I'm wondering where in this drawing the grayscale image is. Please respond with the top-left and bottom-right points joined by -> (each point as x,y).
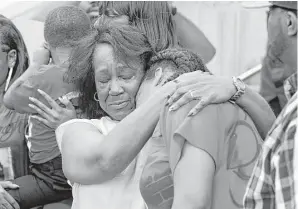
0,1 -> 296,209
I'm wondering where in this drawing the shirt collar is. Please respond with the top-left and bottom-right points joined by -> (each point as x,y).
284,72 -> 297,101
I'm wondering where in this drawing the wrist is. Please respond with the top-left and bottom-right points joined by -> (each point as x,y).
229,77 -> 246,104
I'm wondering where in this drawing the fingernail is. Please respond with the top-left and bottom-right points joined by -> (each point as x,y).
169,106 -> 175,111
29,97 -> 33,101
187,112 -> 194,117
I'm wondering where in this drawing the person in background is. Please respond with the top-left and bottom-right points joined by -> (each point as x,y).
31,22 -> 155,209
3,6 -> 92,209
0,14 -> 29,209
259,49 -> 290,116
95,1 -> 216,63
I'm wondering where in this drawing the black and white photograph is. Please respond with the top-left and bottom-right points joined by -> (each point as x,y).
0,1 -> 296,209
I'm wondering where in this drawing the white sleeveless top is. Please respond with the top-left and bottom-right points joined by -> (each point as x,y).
55,117 -> 146,209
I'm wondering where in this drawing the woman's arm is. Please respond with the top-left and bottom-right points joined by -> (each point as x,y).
171,142 -> 214,209
166,72 -> 276,139
174,12 -> 216,64
29,82 -> 176,185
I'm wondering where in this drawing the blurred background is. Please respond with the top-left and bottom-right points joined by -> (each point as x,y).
0,1 -> 267,91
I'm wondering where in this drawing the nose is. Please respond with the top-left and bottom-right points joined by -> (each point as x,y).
109,79 -> 124,96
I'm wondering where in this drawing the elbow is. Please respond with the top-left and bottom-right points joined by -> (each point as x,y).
62,154 -> 117,185
3,93 -> 14,110
172,194 -> 212,209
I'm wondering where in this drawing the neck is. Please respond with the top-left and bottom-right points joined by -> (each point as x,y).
51,47 -> 71,66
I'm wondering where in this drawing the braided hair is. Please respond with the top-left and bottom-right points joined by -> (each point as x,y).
146,48 -> 211,82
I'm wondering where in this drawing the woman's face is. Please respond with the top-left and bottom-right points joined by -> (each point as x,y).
93,43 -> 145,121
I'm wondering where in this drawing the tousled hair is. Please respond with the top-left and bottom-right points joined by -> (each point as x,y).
66,21 -> 153,119
98,1 -> 178,53
0,14 -> 29,86
146,48 -> 211,82
44,6 -> 92,48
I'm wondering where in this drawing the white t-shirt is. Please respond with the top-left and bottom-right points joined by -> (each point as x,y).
55,117 -> 146,209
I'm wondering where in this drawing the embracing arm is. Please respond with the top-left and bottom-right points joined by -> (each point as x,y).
3,63 -> 43,113
61,82 -> 176,185
171,142 -> 214,209
167,72 -> 275,140
235,86 -> 276,139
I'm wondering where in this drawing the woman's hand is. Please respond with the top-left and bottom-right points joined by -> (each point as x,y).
28,89 -> 77,129
166,71 -> 236,116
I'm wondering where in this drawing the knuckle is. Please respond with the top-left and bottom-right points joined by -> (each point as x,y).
177,87 -> 186,95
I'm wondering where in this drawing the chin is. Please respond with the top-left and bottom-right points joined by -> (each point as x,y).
112,108 -> 135,121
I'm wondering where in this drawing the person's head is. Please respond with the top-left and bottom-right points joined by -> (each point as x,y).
0,15 -> 29,92
67,21 -> 153,121
44,5 -> 92,64
265,1 -> 297,72
137,48 -> 210,106
96,1 -> 177,52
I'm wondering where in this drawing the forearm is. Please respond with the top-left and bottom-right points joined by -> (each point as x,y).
63,87 -> 172,185
94,92 -> 168,181
4,63 -> 42,113
236,86 -> 276,139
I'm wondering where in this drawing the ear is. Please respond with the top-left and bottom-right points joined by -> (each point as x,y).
153,67 -> 163,86
286,11 -> 297,36
7,49 -> 17,69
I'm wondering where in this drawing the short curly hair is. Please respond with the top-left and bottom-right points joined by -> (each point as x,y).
145,48 -> 211,82
66,21 -> 153,119
44,6 -> 92,48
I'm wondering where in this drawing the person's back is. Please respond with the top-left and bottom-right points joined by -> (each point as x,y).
140,101 -> 263,209
3,5 -> 92,209
137,48 -> 263,209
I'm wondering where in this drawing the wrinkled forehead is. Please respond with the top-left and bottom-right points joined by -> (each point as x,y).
94,43 -> 144,71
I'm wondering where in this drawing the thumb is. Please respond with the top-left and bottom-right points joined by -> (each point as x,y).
59,97 -> 74,110
0,181 -> 19,189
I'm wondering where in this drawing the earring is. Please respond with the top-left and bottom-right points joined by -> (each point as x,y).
94,92 -> 100,102
5,67 -> 13,91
